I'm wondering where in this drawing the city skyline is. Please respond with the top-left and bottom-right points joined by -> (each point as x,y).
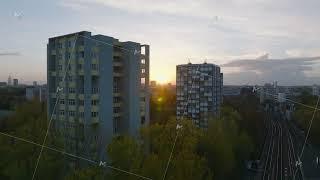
1,0 -> 320,85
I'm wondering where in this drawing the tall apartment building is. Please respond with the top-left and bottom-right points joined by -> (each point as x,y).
176,63 -> 223,129
47,31 -> 150,162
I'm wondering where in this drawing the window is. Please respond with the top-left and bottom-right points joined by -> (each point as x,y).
141,69 -> 145,73
113,97 -> 121,103
58,42 -> 62,49
79,112 -> 84,118
113,118 -> 118,133
60,110 -> 65,116
66,52 -> 71,60
92,87 -> 99,94
141,78 -> 145,85
91,64 -> 99,70
91,52 -> 97,58
79,51 -> 84,58
113,107 -> 120,113
78,64 -> 83,70
141,59 -> 145,64
79,100 -> 84,106
68,99 -> 75,105
69,88 -> 75,93
60,99 -> 65,105
68,64 -> 72,71
141,116 -> 145,124
91,112 -> 99,117
58,65 -> 63,71
91,100 -> 99,106
68,76 -> 73,82
68,111 -> 75,117
67,41 -> 72,48
58,76 -> 63,82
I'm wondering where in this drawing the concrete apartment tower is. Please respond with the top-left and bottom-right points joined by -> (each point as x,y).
47,31 -> 150,162
176,62 -> 223,129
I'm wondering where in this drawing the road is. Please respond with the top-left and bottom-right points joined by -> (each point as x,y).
256,107 -> 320,180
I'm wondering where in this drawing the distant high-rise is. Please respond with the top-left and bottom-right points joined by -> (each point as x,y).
47,31 -> 150,161
13,79 -> 18,86
312,85 -> 320,96
176,62 -> 223,129
8,75 -> 12,86
33,81 -> 38,86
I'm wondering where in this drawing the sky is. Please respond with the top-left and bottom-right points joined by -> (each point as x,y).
0,0 -> 320,85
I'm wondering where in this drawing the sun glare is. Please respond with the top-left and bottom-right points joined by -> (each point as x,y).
153,75 -> 171,84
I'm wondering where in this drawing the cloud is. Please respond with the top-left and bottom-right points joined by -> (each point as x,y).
222,56 -> 320,85
58,1 -> 88,11
285,49 -> 320,57
0,52 -> 21,56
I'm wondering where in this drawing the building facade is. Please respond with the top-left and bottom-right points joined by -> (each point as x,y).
13,79 -> 18,86
26,85 -> 47,102
176,63 -> 223,129
312,85 -> 319,96
47,31 -> 150,162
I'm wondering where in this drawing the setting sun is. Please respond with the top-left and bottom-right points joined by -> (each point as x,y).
151,73 -> 173,84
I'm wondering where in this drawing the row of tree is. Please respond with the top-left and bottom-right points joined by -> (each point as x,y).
0,100 -> 65,180
293,91 -> 320,146
68,106 -> 254,180
0,97 -> 256,179
0,87 -> 25,110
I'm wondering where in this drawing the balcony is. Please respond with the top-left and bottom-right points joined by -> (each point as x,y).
91,118 -> 99,124
92,87 -> 100,94
113,72 -> 123,77
78,46 -> 84,51
113,112 -> 122,117
91,106 -> 99,112
91,70 -> 99,76
68,105 -> 76,111
79,58 -> 84,64
78,118 -> 84,124
78,70 -> 84,75
113,102 -> 121,107
113,61 -> 123,67
50,71 -> 57,76
68,117 -> 75,123
78,106 -> 84,111
92,58 -> 98,64
68,82 -> 76,87
113,51 -> 122,57
78,94 -> 84,99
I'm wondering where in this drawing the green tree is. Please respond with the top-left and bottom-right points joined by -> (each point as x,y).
106,118 -> 212,180
0,100 -> 65,180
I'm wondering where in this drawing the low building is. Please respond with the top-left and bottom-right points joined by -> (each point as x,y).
223,85 -> 241,96
26,85 -> 47,102
0,82 -> 7,87
277,93 -> 286,103
312,85 -> 319,96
